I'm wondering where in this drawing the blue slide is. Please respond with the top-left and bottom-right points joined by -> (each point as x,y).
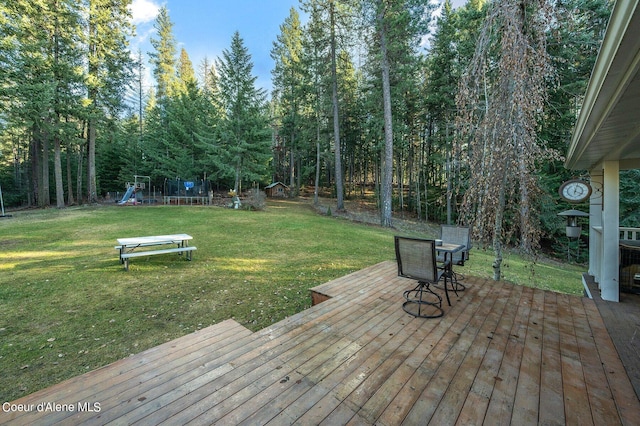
118,186 -> 135,205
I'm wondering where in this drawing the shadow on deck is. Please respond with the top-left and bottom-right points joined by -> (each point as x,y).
2,261 -> 639,425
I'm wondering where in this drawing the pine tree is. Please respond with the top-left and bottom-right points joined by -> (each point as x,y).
425,1 -> 462,223
51,0 -> 85,208
149,6 -> 177,101
1,0 -> 85,207
215,32 -> 271,193
145,6 -> 182,182
194,60 -> 224,177
86,0 -> 134,202
271,7 -> 305,196
299,1 -> 331,205
176,47 -> 197,95
360,0 -> 434,226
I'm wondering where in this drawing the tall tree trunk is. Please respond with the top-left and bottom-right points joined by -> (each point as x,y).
329,0 -> 344,211
41,132 -> 51,207
76,141 -> 84,203
296,155 -> 302,196
87,121 -> 97,203
314,140 -> 320,205
54,135 -> 65,208
314,75 -> 322,206
379,3 -> 393,227
66,143 -> 75,205
446,141 -> 452,225
493,173 -> 507,281
289,139 -> 295,197
30,137 -> 39,207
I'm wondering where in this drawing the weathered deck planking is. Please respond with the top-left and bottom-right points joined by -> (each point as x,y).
585,273 -> 640,405
2,261 -> 639,426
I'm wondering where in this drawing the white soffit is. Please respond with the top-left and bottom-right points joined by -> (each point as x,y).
566,0 -> 640,171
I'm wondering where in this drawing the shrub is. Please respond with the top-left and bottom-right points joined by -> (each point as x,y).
242,189 -> 267,210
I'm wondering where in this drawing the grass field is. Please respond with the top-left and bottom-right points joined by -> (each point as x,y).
0,199 -> 584,402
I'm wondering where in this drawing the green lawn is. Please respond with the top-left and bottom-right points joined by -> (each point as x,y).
0,200 -> 584,402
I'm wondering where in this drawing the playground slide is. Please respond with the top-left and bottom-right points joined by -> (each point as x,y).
118,186 -> 135,205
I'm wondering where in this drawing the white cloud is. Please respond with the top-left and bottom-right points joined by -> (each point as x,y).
136,26 -> 157,45
129,0 -> 161,25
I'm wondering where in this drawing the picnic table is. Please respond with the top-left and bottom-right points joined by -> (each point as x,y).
115,234 -> 196,271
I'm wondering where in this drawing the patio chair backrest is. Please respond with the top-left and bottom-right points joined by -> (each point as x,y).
395,236 -> 438,282
440,225 -> 471,264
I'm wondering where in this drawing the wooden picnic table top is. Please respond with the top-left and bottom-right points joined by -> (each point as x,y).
117,234 -> 192,246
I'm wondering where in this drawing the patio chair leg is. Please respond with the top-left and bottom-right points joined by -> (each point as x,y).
449,272 -> 466,295
443,275 -> 451,307
403,281 -> 444,318
436,270 -> 465,298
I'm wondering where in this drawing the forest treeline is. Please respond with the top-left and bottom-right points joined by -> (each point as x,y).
1,0 -> 639,262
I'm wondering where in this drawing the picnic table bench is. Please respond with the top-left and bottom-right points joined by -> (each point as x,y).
115,234 -> 196,271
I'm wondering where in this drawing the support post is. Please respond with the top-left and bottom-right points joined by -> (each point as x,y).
601,161 -> 620,302
589,171 -> 603,284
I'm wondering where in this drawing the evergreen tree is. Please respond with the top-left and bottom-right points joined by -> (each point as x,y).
300,0 -> 332,205
86,0 -> 134,202
145,6 -> 190,182
538,0 -> 612,240
271,7 -> 305,196
165,48 -> 203,180
215,32 -> 271,192
328,0 -> 346,211
360,0 -> 434,226
149,6 -> 177,101
51,0 -> 85,208
176,47 -> 197,95
1,0 -> 85,207
302,0 -> 354,210
424,0 -> 474,222
194,62 -> 223,180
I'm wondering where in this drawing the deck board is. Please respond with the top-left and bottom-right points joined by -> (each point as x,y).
510,288 -> 545,425
2,261 -> 639,426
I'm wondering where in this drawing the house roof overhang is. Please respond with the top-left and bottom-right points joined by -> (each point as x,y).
566,0 -> 640,172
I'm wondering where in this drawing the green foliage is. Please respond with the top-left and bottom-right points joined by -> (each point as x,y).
271,7 -> 307,194
0,0 -> 134,206
149,6 -> 177,101
536,0 -> 612,245
620,170 -> 640,227
215,32 -> 272,192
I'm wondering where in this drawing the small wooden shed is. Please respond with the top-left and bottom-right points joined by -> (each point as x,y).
265,182 -> 288,198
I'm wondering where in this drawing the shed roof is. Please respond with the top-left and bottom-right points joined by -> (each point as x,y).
265,182 -> 289,189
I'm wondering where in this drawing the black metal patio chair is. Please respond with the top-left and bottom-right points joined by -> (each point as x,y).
395,236 -> 450,318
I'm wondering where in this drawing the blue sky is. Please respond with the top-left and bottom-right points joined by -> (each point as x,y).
130,0 -> 299,92
129,0 -> 467,93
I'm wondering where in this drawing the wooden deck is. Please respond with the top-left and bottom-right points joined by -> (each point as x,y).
2,261 -> 639,425
586,274 -> 640,401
